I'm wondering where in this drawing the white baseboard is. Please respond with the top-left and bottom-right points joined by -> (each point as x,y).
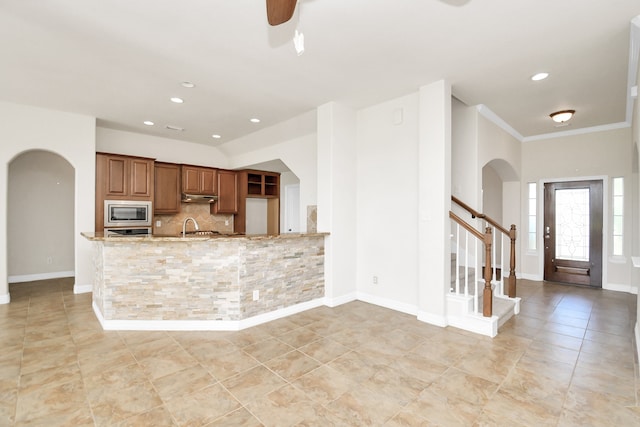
73,284 -> 93,294
8,271 -> 74,283
324,292 -> 357,308
356,292 -> 418,316
0,293 -> 10,304
417,310 -> 448,327
93,297 -> 326,331
603,283 -> 639,295
519,273 -> 543,281
447,313 -> 498,337
635,323 -> 640,372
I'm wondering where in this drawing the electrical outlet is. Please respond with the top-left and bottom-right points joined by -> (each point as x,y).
225,219 -> 229,226
253,290 -> 259,301
46,256 -> 53,265
373,276 -> 378,284
155,220 -> 162,227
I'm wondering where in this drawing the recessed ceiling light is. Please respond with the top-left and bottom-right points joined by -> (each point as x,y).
531,72 -> 549,81
211,134 -> 221,139
165,125 -> 185,131
250,118 -> 260,123
170,97 -> 184,104
143,120 -> 154,126
180,81 -> 195,88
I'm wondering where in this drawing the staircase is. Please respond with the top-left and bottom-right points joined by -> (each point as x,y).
447,250 -> 520,337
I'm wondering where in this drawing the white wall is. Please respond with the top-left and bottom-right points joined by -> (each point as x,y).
8,151 -> 74,280
482,165 -> 503,222
317,102 -> 358,304
0,101 -> 95,302
478,114 -> 521,179
280,172 -> 300,233
633,61 -> 640,330
417,81 -> 452,325
452,98 -> 479,209
521,127 -> 635,292
228,133 -> 317,233
96,127 -> 229,167
356,93 -> 419,308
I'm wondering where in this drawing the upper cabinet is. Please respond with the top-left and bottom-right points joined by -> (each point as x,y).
213,169 -> 238,214
97,153 -> 154,200
154,162 -> 181,214
95,153 -> 154,231
182,165 -> 217,195
246,171 -> 280,198
234,170 -> 280,235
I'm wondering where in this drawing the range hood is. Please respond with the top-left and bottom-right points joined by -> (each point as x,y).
181,193 -> 218,203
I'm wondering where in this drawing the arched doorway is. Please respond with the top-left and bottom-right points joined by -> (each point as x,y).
8,150 -> 75,286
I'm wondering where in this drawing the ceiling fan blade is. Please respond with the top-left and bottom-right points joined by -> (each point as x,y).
266,0 -> 297,26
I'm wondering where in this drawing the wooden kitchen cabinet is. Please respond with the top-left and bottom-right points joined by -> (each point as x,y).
97,153 -> 154,199
95,153 -> 154,231
213,169 -> 238,214
182,165 -> 217,195
234,170 -> 280,235
154,162 -> 181,214
246,171 -> 280,198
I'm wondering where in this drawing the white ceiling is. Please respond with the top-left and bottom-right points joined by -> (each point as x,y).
1,1 -> 639,148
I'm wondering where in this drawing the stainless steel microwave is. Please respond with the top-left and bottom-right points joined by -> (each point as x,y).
104,200 -> 152,228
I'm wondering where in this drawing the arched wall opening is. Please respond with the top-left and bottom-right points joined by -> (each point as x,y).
0,101 -> 96,304
8,150 -> 75,283
481,158 -> 519,215
481,158 -> 521,266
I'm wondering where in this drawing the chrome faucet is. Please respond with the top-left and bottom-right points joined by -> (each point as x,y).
182,217 -> 199,236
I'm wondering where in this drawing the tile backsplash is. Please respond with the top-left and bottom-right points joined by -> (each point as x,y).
307,205 -> 317,233
153,203 -> 234,235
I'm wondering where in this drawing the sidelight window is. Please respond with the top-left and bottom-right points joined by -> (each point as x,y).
528,182 -> 536,251
612,177 -> 624,256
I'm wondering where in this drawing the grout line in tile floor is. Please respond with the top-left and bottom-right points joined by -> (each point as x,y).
1,277 -> 639,425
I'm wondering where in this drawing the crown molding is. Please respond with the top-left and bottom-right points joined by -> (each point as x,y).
475,104 -> 524,141
478,15 -> 640,144
522,121 -> 630,143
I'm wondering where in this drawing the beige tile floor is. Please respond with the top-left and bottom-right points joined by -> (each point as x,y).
0,278 -> 639,426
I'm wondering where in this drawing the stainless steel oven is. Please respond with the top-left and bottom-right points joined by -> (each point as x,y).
104,227 -> 152,237
104,200 -> 152,228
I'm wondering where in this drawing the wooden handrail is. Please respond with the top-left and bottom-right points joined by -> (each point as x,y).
451,195 -> 517,299
449,211 -> 484,240
452,196 -> 509,235
450,211 -> 494,317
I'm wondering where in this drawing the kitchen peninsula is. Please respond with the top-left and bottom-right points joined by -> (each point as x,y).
82,232 -> 327,330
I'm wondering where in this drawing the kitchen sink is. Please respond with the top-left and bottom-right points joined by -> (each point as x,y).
184,230 -> 220,236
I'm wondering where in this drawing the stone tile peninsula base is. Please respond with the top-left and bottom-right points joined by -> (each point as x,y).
82,232 -> 327,331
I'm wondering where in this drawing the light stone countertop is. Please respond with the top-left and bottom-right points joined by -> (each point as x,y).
81,232 -> 328,242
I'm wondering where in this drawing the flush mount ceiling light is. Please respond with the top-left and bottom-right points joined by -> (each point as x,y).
180,81 -> 195,88
143,120 -> 154,126
250,118 -> 261,123
165,125 -> 184,131
531,72 -> 549,81
170,97 -> 184,104
550,110 -> 575,123
211,134 -> 221,139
